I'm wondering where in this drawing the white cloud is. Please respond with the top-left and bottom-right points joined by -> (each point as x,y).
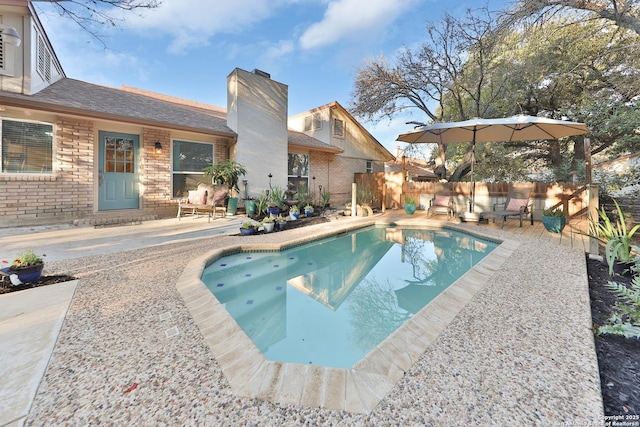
121,0 -> 290,53
299,0 -> 419,50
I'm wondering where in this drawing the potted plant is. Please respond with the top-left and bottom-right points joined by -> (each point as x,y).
239,221 -> 258,235
203,160 -> 247,215
304,204 -> 314,217
289,204 -> 300,220
276,214 -> 288,231
541,207 -> 566,233
404,196 -> 417,215
344,202 -> 352,216
266,186 -> 284,217
1,248 -> 45,285
586,199 -> 640,275
261,214 -> 276,233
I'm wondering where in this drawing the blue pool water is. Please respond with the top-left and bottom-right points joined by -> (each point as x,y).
201,226 -> 498,368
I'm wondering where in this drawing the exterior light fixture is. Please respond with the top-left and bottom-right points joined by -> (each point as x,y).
1,27 -> 22,47
154,141 -> 163,154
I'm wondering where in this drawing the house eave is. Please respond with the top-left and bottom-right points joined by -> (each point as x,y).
288,142 -> 343,154
0,96 -> 237,138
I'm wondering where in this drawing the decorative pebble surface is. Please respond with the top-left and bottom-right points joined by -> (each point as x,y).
24,217 -> 603,425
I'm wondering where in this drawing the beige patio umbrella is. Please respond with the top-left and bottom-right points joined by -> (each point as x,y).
396,114 -> 589,212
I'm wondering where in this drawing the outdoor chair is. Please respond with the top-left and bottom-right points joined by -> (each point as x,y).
427,183 -> 455,219
177,183 -> 228,222
479,183 -> 534,228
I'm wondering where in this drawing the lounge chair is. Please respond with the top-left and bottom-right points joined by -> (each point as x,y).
427,183 -> 455,219
479,183 -> 534,228
177,183 -> 228,222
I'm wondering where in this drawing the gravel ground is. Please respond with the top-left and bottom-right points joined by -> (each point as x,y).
23,218 -> 603,426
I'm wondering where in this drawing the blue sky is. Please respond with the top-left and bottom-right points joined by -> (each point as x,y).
35,0 -> 510,153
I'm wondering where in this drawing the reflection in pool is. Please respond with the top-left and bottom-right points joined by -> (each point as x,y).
201,226 -> 498,368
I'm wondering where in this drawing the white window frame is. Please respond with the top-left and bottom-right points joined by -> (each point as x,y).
304,112 -> 322,132
333,118 -> 345,138
0,118 -> 54,174
366,160 -> 373,173
171,139 -> 215,198
37,34 -> 51,83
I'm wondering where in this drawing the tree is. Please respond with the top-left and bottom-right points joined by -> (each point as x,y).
33,0 -> 161,44
504,0 -> 640,36
350,7 -> 509,181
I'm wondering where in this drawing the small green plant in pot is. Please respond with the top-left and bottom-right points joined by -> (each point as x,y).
261,214 -> 276,233
404,196 -> 417,215
541,207 -> 566,233
2,248 -> 45,285
239,221 -> 258,235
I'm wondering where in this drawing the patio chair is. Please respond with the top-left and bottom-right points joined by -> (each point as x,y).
479,183 -> 534,228
427,183 -> 455,219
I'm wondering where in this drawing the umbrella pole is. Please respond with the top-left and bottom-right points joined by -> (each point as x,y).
469,139 -> 476,213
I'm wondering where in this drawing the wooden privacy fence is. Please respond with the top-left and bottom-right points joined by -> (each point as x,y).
354,172 -> 595,221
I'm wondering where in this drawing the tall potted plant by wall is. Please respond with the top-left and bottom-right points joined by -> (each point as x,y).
203,160 -> 247,216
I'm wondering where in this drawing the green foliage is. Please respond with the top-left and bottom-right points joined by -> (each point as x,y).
289,205 -> 299,213
598,276 -> 640,339
320,188 -> 331,206
586,199 -> 640,274
268,186 -> 285,208
256,191 -> 269,216
10,249 -> 44,268
542,207 -> 565,217
405,196 -> 416,205
356,185 -> 374,206
203,160 -> 247,195
241,221 -> 258,229
261,214 -> 276,224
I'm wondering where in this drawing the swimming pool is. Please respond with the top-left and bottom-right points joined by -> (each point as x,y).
201,226 -> 498,368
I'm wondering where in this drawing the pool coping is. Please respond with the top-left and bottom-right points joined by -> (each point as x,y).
176,220 -> 519,414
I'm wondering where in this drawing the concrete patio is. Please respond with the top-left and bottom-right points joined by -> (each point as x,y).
0,210 -> 603,425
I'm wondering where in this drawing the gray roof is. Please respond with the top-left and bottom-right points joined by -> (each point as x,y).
288,130 -> 343,153
0,78 -> 342,153
0,78 -> 235,136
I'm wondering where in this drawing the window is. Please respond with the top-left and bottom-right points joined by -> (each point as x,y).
333,118 -> 345,138
288,153 -> 309,194
172,140 -> 214,197
1,119 -> 53,173
303,112 -> 322,132
366,160 -> 373,173
37,35 -> 51,82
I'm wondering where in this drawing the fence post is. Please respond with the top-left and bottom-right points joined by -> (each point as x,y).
351,182 -> 357,217
382,184 -> 387,213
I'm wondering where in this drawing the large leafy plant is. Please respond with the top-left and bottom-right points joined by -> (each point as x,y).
203,160 -> 247,197
587,199 -> 640,275
598,273 -> 640,339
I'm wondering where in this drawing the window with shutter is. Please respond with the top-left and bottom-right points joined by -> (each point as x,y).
333,118 -> 345,138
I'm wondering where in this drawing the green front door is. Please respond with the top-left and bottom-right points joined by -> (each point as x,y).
98,131 -> 140,210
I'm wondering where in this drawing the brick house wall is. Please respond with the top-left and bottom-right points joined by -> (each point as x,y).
0,117 -> 95,227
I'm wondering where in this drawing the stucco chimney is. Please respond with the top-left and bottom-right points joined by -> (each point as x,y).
227,68 -> 289,196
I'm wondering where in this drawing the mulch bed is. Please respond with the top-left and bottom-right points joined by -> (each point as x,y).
587,256 -> 640,416
0,274 -> 78,294
232,214 -> 330,235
